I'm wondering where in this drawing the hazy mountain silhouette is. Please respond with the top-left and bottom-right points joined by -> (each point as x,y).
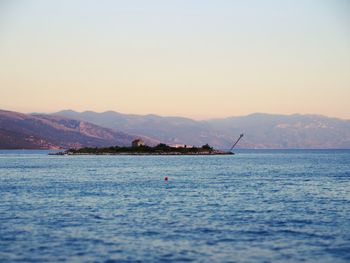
55,109 -> 212,147
55,110 -> 350,149
1,108 -> 350,149
0,110 -> 157,149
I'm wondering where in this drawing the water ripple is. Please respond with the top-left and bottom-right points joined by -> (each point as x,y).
0,150 -> 350,262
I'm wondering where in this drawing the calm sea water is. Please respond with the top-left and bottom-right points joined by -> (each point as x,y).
0,150 -> 349,262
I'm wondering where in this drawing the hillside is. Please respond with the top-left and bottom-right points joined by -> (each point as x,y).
0,110 -> 156,149
55,110 -> 350,149
207,113 -> 350,149
2,109 -> 350,149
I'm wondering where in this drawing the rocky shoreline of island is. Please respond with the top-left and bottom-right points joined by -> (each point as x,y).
50,143 -> 233,156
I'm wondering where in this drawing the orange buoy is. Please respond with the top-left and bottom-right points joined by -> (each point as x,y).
164,176 -> 168,181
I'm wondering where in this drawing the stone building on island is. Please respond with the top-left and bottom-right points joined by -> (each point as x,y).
132,139 -> 145,147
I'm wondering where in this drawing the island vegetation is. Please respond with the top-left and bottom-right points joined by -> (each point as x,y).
54,143 -> 233,155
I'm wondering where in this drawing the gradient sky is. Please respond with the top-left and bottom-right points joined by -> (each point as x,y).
1,0 -> 349,119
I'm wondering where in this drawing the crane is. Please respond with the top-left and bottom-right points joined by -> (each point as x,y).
230,134 -> 244,151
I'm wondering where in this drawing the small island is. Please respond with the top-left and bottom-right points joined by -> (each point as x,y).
52,142 -> 233,156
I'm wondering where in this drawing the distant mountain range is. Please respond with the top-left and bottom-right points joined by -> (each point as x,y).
55,110 -> 350,149
0,110 -> 157,149
1,109 -> 350,149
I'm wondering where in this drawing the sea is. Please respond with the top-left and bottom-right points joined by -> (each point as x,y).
0,149 -> 349,262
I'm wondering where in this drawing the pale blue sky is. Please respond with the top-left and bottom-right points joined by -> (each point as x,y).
1,0 -> 349,119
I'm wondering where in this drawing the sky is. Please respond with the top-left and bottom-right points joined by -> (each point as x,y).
0,0 -> 349,120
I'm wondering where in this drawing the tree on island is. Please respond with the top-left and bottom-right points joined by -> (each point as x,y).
201,144 -> 213,151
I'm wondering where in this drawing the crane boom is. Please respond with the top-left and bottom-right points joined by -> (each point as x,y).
230,134 -> 244,151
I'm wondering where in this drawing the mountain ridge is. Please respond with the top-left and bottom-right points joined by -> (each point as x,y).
55,110 -> 350,123
53,109 -> 350,149
0,109 -> 158,149
1,108 -> 350,149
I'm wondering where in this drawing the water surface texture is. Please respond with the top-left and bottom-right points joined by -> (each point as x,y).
0,150 -> 350,262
